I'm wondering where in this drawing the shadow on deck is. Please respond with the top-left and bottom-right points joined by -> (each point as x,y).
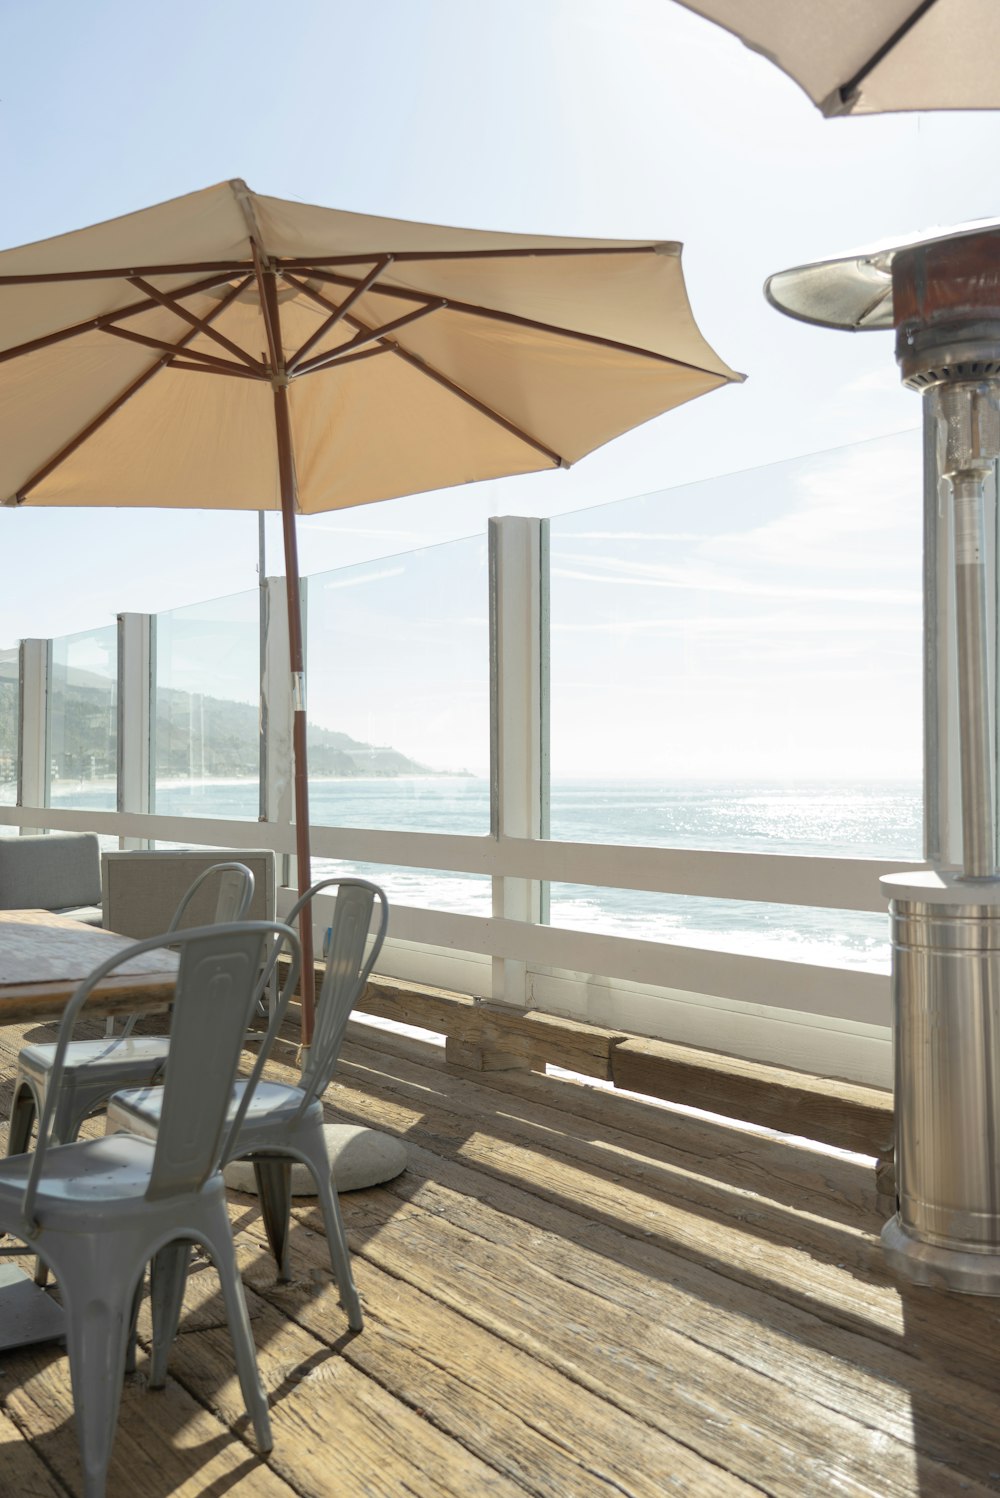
0,1014 -> 998,1496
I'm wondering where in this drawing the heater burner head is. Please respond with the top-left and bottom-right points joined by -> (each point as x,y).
894,231 -> 1000,390
896,326 -> 1000,391
765,219 -> 1000,331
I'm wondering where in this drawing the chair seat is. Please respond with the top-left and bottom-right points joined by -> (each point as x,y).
0,1134 -> 225,1226
18,1036 -> 169,1082
109,1078 -> 319,1145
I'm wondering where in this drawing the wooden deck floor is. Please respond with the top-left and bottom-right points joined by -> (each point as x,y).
1,1014 -> 1000,1497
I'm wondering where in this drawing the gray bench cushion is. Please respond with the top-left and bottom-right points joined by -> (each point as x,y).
0,833 -> 102,912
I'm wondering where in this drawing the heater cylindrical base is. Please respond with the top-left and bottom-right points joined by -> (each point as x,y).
881,1214 -> 1000,1296
881,870 -> 1000,1295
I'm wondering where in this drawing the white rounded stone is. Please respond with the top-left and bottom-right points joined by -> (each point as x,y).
223,1123 -> 407,1196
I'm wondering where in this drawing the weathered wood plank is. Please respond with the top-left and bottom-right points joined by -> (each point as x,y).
369,1157 -> 1000,1492
229,1223 -> 748,1498
0,1400 -> 73,1497
444,1036 -> 534,1071
347,1021 -> 883,1229
329,1033 -> 882,1278
1,1340 -> 297,1498
148,1243 -> 536,1498
292,967 -> 625,1079
612,1035 -> 893,1157
334,1028 -> 1000,1400
265,1179 -> 993,1497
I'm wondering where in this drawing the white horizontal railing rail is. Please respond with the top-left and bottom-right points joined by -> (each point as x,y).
1,801 -> 921,1033
0,803 -> 922,910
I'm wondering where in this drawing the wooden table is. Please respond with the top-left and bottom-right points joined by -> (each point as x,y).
0,908 -> 179,1025
0,909 -> 180,1351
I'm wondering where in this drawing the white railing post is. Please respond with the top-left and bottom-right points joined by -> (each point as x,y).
117,613 -> 152,848
17,639 -> 49,833
489,516 -> 548,1007
262,576 -> 295,886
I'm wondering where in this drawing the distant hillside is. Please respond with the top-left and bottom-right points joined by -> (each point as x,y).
0,660 -> 440,781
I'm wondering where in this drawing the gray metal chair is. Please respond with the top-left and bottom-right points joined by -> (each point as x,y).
7,862 -> 255,1164
0,918 -> 301,1498
107,876 -> 388,1333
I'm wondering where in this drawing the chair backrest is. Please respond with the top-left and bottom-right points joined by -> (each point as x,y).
167,861 -> 255,932
148,919 -> 299,1201
20,920 -> 300,1236
285,877 -> 389,1108
101,848 -> 275,937
114,862 -> 256,1042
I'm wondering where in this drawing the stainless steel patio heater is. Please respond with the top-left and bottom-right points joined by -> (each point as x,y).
767,221 -> 1000,1293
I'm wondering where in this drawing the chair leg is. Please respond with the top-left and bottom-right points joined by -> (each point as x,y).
6,1080 -> 38,1157
124,1273 -> 144,1376
200,1216 -> 272,1453
148,1241 -> 191,1389
252,1157 -> 293,1282
314,1166 -> 363,1332
8,1084 -> 49,1287
51,1250 -> 139,1498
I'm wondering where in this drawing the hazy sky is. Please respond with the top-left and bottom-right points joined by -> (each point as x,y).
2,1 -> 998,776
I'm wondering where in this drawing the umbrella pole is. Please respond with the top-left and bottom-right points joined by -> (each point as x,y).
273,382 -> 316,1049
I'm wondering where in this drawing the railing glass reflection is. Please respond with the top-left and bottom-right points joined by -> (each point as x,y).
0,648 -> 17,815
306,535 -> 489,835
153,589 -> 260,818
547,430 -> 924,967
48,625 -> 117,812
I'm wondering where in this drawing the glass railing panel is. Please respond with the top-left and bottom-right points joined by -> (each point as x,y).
306,535 -> 490,833
0,648 -> 17,811
153,589 -> 260,818
311,856 -> 491,916
546,432 -> 924,967
48,625 -> 117,812
547,885 -> 893,973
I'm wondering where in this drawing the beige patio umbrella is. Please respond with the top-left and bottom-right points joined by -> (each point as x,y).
0,178 -> 741,1040
670,0 -> 1000,115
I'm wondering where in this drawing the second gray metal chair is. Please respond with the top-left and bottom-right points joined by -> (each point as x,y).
7,861 -> 256,1163
107,876 -> 389,1332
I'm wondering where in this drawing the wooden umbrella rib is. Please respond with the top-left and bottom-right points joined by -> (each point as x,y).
250,240 -> 283,375
389,343 -> 565,468
293,303 -> 444,378
291,290 -> 565,465
14,361 -> 168,502
277,245 -> 666,268
167,358 -> 261,377
299,345 -> 392,372
13,277 -> 249,502
128,276 -> 266,374
838,0 -> 940,105
0,261 -> 253,286
0,271 -> 252,368
296,267 -> 728,381
285,259 -> 391,374
101,324 -> 262,377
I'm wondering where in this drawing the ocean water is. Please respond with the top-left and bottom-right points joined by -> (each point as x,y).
48,776 -> 920,974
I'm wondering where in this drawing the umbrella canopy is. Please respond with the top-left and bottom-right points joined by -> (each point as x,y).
0,179 -> 739,510
0,178 -> 741,1038
671,0 -> 1000,116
